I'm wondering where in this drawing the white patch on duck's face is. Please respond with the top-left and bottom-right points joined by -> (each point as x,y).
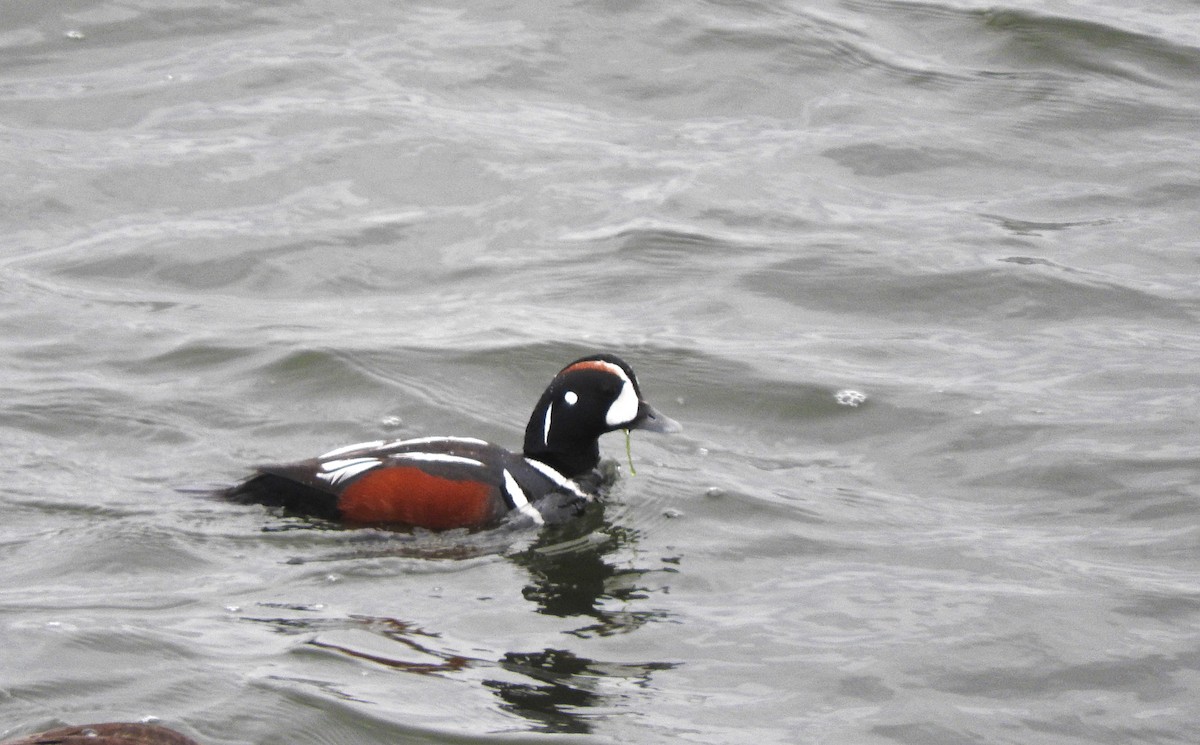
605,374 -> 640,428
564,390 -> 578,406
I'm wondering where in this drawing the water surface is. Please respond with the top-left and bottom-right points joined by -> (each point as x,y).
2,1 -> 1198,743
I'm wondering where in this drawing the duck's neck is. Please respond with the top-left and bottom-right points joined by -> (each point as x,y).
522,441 -> 601,479
522,404 -> 602,477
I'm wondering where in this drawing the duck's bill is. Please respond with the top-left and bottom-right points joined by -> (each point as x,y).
630,401 -> 683,434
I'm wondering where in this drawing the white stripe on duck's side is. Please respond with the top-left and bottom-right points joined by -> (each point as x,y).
386,436 -> 490,448
317,457 -> 381,485
503,469 -> 545,525
319,436 -> 490,460
387,452 -> 485,467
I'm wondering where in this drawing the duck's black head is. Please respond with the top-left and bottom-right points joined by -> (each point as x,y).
522,354 -> 681,477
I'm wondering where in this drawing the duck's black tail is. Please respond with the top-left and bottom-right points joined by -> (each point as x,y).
223,469 -> 342,522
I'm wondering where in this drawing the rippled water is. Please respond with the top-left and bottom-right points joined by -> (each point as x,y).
2,1 -> 1198,743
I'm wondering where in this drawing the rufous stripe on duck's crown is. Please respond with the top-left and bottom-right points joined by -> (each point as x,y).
562,360 -> 626,378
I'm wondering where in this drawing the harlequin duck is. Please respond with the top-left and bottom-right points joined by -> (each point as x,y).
225,354 -> 681,530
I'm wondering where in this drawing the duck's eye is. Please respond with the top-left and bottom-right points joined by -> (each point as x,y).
563,390 -> 578,406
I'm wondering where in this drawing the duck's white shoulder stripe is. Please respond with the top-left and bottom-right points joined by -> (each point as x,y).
523,458 -> 590,500
503,469 -> 545,525
317,457 -> 381,485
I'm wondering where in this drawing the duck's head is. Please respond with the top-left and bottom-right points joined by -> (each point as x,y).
523,354 -> 681,476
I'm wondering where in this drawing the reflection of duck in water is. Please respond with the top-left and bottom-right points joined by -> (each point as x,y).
497,526 -> 680,733
0,723 -> 200,745
264,608 -> 676,735
515,518 -> 671,635
485,646 -> 676,735
247,509 -> 676,734
227,354 -> 680,530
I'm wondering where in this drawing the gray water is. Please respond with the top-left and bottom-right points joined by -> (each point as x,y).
2,1 -> 1198,743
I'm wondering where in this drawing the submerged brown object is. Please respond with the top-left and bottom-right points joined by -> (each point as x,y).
0,723 -> 200,745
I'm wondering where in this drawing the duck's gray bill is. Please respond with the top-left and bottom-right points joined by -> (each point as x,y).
632,402 -> 683,434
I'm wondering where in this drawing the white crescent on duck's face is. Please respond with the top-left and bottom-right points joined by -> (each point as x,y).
604,370 -> 640,428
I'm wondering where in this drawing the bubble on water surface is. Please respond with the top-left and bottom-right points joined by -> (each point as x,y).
835,389 -> 867,407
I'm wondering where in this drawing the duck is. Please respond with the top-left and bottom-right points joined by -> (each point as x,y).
224,354 -> 680,529
0,723 -> 201,745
